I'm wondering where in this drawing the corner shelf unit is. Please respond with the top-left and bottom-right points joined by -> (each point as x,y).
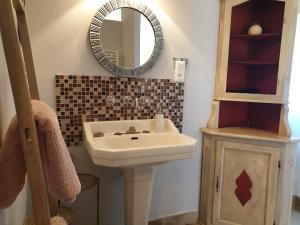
231,33 -> 282,39
214,0 -> 297,103
199,1 -> 299,225
211,0 -> 298,134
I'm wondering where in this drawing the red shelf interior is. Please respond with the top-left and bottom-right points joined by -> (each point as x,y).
218,101 -> 281,133
227,64 -> 279,94
226,0 -> 285,95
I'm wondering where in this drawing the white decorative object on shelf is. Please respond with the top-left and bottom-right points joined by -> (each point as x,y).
248,23 -> 263,35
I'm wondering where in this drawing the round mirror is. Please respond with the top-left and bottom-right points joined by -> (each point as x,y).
101,8 -> 155,68
89,1 -> 163,76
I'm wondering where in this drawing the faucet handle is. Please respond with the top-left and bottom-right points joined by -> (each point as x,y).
139,96 -> 150,106
122,96 -> 132,106
126,126 -> 139,134
106,95 -> 116,106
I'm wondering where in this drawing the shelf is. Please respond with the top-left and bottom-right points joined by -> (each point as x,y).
201,127 -> 299,144
231,33 -> 281,40
227,61 -> 279,95
227,89 -> 260,94
214,97 -> 285,104
218,101 -> 281,134
229,61 -> 279,65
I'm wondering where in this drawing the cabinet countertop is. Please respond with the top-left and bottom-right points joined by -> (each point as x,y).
200,127 -> 300,144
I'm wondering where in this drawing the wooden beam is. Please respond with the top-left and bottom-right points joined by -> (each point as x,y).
0,0 -> 51,224
12,0 -> 25,13
15,0 -> 58,212
17,13 -> 40,100
16,0 -> 58,213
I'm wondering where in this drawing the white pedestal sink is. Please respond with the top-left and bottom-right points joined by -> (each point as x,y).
83,119 -> 197,225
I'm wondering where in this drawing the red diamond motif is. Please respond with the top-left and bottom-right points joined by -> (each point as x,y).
235,170 -> 252,206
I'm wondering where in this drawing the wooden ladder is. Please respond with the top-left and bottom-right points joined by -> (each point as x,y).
0,0 -> 58,224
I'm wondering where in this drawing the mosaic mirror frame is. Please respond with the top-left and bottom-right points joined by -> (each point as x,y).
89,0 -> 164,77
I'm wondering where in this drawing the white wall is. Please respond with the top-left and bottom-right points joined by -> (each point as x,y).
289,15 -> 300,197
0,36 -> 29,225
25,0 -> 219,224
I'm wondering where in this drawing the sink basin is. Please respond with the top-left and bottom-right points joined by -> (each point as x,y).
83,119 -> 197,167
83,119 -> 197,225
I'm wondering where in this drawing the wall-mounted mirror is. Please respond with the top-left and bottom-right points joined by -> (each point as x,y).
89,1 -> 163,76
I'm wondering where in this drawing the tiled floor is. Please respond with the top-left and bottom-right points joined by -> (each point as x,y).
189,210 -> 300,225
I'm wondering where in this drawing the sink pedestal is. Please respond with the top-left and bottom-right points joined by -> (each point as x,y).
123,166 -> 154,225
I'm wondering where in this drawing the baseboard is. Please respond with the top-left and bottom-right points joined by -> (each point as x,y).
294,195 -> 300,212
149,211 -> 198,225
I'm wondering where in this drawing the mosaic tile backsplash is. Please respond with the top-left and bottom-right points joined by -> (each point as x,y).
56,75 -> 185,146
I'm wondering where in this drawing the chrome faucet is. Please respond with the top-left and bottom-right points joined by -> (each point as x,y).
135,98 -> 140,110
114,126 -> 151,136
126,126 -> 140,134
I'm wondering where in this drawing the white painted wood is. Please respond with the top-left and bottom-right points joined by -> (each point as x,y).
275,144 -> 298,225
207,101 -> 220,129
214,0 -> 297,103
201,127 -> 300,144
200,1 -> 299,225
199,132 -> 299,225
212,141 -> 279,225
199,135 -> 215,225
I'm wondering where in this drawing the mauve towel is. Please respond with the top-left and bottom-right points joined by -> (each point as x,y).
0,100 -> 81,209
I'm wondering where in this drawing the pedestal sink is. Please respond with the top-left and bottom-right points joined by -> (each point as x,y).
83,119 -> 197,225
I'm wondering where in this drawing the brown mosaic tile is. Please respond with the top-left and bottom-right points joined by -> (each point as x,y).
55,75 -> 185,146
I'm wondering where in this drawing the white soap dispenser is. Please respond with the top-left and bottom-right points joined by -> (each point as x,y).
154,106 -> 165,133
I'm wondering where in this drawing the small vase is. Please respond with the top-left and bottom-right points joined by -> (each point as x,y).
248,23 -> 263,35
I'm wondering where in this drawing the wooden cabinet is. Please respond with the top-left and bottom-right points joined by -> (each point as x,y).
199,130 -> 298,225
199,0 -> 299,224
214,0 -> 298,103
213,141 -> 279,225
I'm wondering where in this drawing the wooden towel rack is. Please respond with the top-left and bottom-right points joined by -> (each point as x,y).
0,0 -> 58,224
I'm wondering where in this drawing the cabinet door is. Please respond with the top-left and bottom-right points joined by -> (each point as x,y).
212,141 -> 280,225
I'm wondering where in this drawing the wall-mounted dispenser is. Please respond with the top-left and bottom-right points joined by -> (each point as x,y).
173,58 -> 188,82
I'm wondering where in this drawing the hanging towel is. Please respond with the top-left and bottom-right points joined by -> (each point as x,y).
0,100 -> 81,209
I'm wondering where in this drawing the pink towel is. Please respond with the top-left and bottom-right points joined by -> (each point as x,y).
0,100 -> 81,209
